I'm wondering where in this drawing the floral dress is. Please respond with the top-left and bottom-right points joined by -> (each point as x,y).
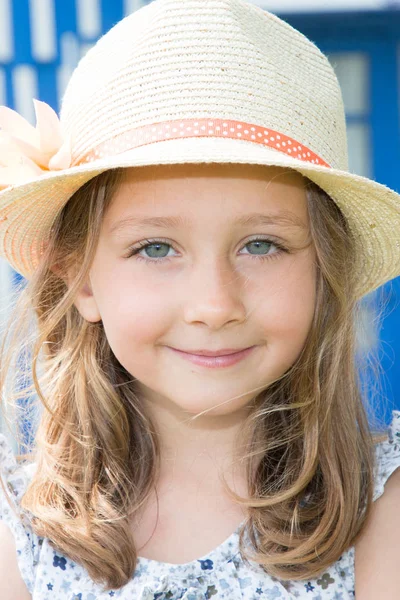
2,411 -> 400,600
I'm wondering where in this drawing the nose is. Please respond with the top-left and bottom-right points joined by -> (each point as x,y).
183,255 -> 248,329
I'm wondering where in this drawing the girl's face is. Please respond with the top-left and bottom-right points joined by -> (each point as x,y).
75,164 -> 317,416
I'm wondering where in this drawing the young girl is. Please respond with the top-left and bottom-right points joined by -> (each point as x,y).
0,0 -> 400,598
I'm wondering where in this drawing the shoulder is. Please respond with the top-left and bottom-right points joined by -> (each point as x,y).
0,433 -> 39,597
355,411 -> 400,599
0,521 -> 31,599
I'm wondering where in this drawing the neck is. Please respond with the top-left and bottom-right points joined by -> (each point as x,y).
141,388 -> 254,488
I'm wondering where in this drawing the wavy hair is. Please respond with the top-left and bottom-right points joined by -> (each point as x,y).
0,166 -> 378,590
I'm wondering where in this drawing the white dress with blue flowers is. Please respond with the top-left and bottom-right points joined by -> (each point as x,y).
2,411 -> 400,600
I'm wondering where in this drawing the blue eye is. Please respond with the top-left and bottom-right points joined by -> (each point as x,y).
139,241 -> 171,259
126,237 -> 288,264
244,240 -> 273,255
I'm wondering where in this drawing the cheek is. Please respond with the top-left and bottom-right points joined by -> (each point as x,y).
93,274 -> 171,354
254,256 -> 316,348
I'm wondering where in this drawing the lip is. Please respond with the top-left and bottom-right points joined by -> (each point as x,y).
167,346 -> 257,368
174,348 -> 252,357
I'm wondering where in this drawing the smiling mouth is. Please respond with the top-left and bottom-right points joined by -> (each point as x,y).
167,346 -> 257,368
171,347 -> 254,357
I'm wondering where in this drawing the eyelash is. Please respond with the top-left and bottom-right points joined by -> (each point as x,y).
125,236 -> 289,264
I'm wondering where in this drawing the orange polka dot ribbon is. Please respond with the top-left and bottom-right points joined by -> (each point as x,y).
77,118 -> 331,168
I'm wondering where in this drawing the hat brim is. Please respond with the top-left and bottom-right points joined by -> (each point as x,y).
0,136 -> 399,298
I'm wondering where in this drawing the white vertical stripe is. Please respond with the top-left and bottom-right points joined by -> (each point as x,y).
57,32 -> 80,109
124,0 -> 146,15
12,65 -> 39,124
0,0 -> 14,62
59,31 -> 81,68
0,68 -> 6,106
76,0 -> 101,39
29,0 -> 57,62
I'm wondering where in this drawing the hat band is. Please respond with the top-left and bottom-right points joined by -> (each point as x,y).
76,118 -> 331,169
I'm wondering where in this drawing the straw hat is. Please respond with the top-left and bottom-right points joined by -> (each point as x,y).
0,0 -> 399,297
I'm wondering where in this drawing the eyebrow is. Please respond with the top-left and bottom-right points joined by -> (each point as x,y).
108,211 -> 307,235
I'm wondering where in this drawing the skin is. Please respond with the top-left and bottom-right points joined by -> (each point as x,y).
72,163 -> 317,544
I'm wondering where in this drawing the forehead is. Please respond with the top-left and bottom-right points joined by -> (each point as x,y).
103,163 -> 309,228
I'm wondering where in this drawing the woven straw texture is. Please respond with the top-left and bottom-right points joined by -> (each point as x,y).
0,0 -> 399,298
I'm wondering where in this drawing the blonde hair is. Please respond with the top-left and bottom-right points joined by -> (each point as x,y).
0,166 -> 378,590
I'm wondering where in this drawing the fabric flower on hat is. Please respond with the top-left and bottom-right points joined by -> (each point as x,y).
0,99 -> 72,190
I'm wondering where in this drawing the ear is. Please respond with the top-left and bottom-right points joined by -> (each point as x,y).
72,276 -> 102,323
52,258 -> 102,323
